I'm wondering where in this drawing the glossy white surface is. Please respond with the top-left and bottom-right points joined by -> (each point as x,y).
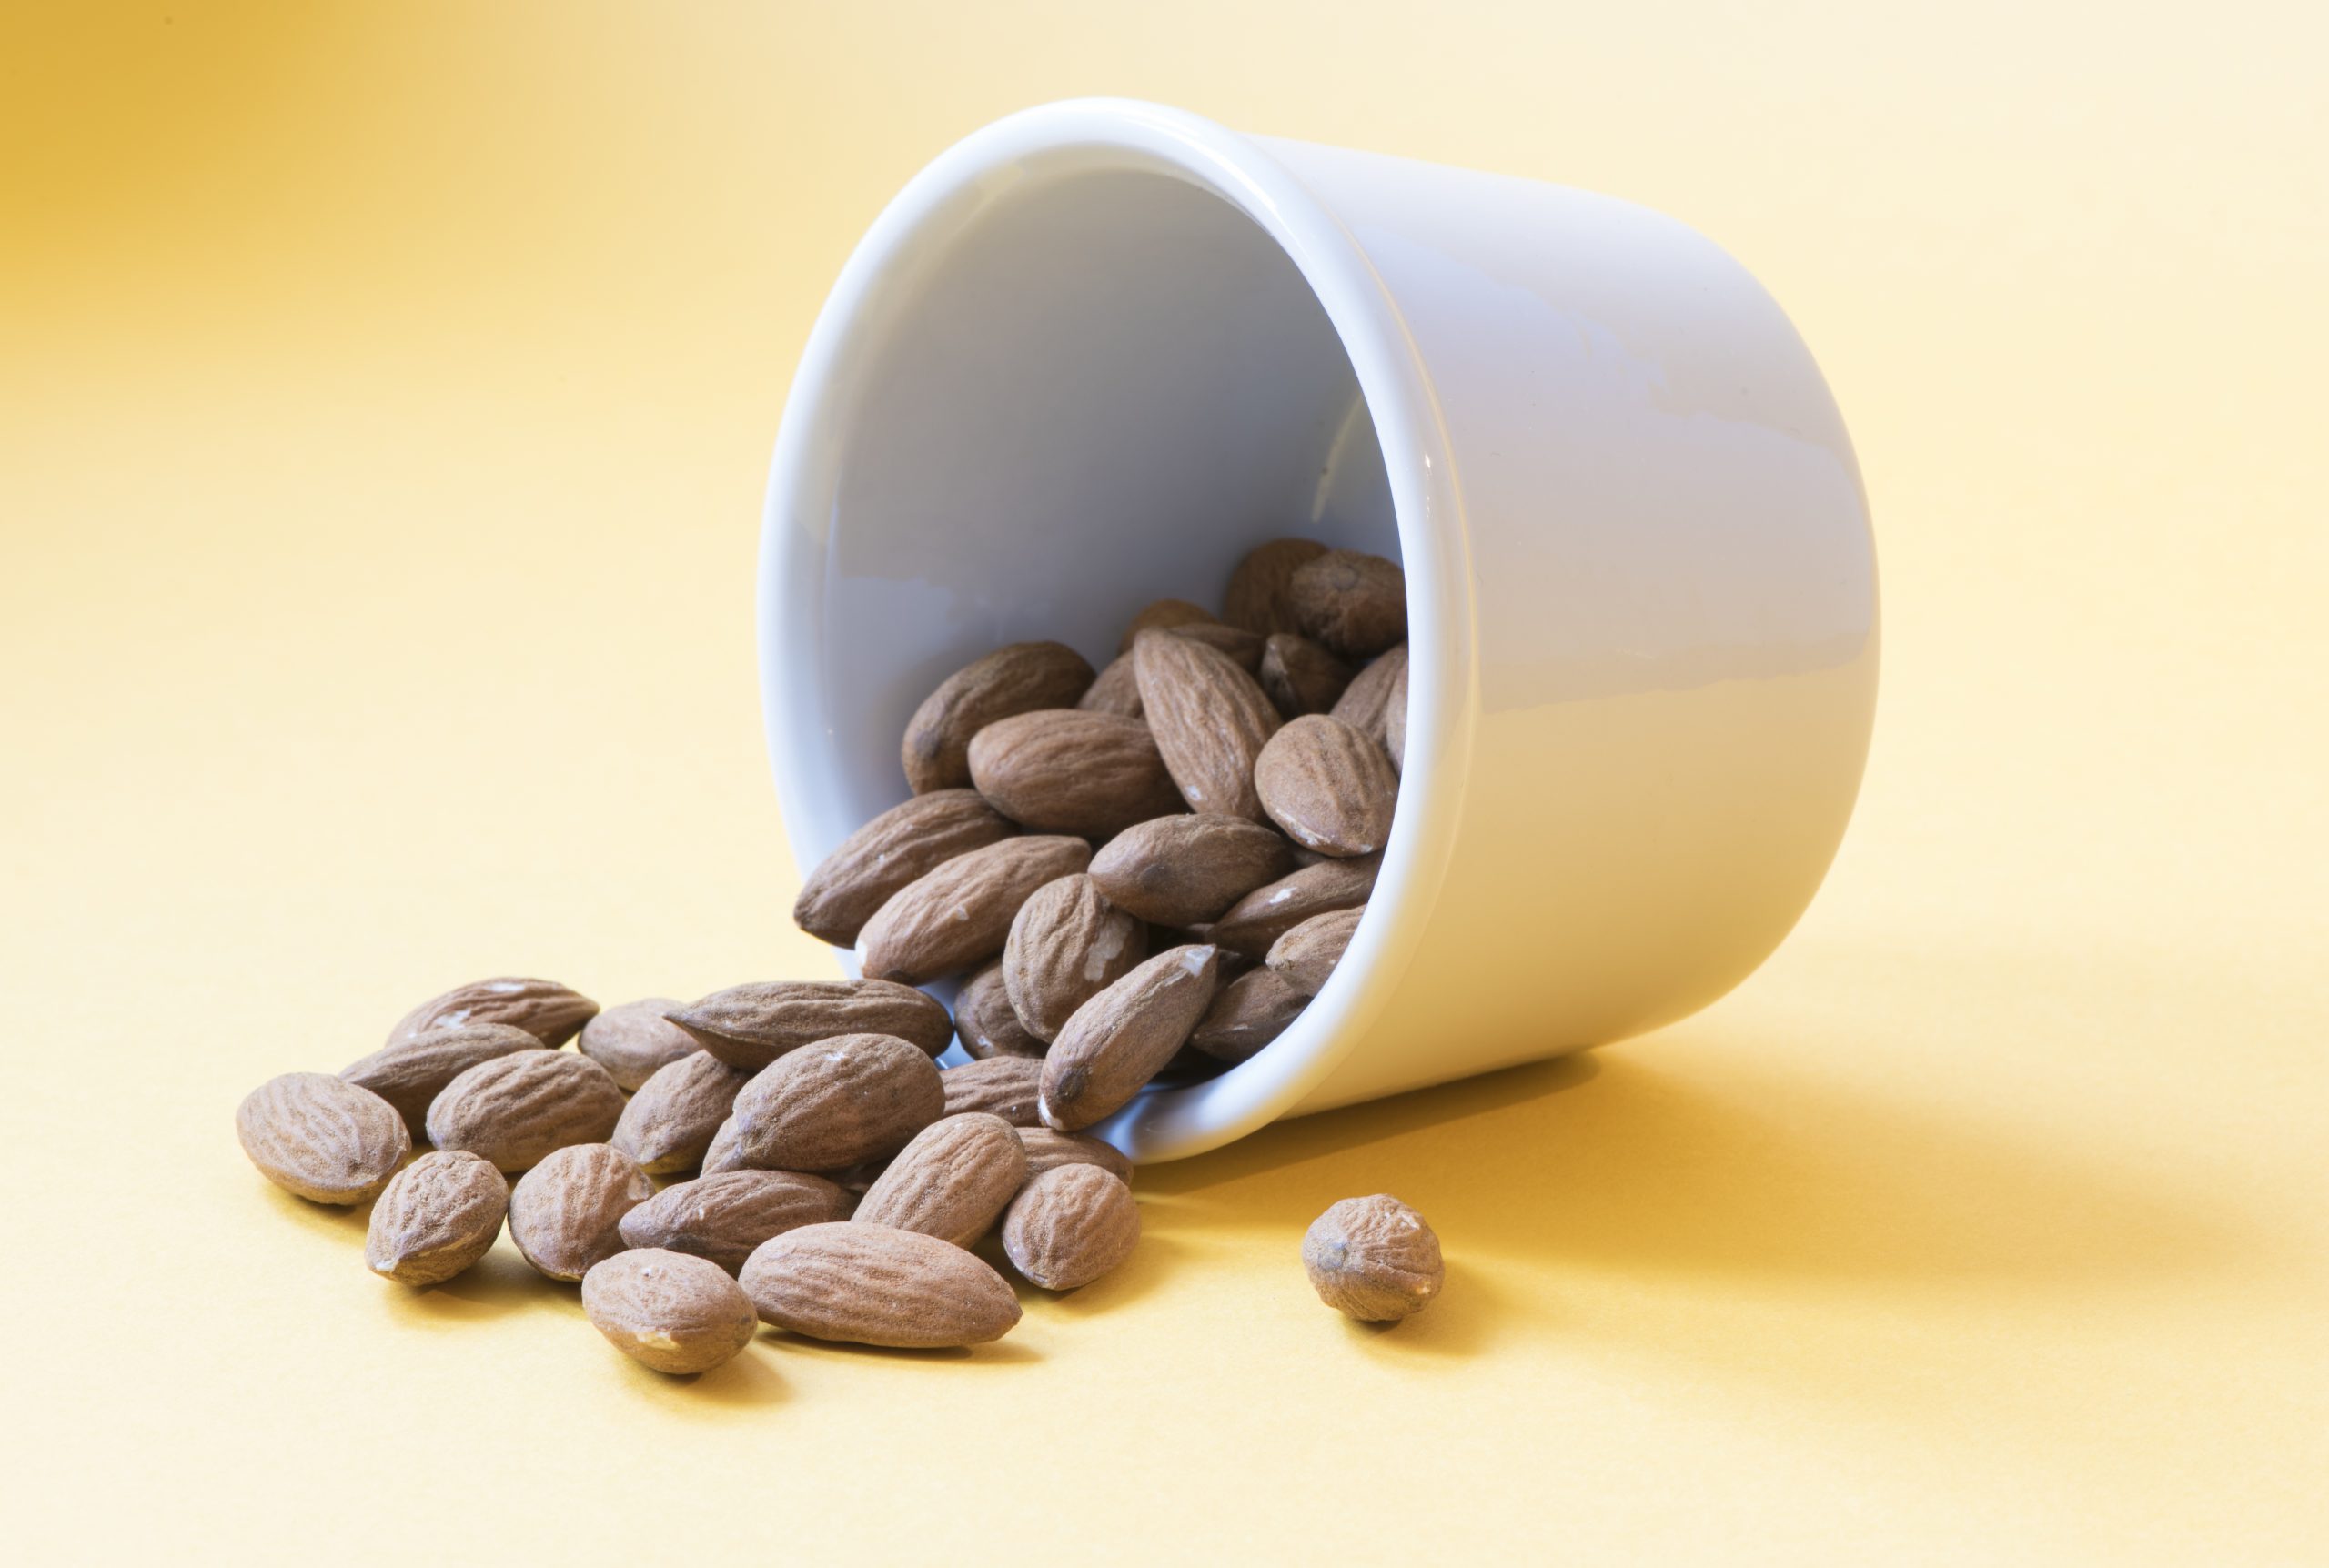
762,99 -> 1877,1161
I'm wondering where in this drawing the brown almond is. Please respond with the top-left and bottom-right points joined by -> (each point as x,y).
365,1150 -> 509,1286
1384,656 -> 1409,773
1132,628 -> 1282,822
791,789 -> 1017,947
1170,621 -> 1265,672
1329,642 -> 1408,747
507,1142 -> 654,1281
857,835 -> 1094,985
1302,1193 -> 1444,1321
339,1021 -> 547,1136
1003,1165 -> 1141,1291
854,1113 -> 1029,1247
1258,632 -> 1355,718
1087,814 -> 1298,928
236,1072 -> 410,1205
1267,905 -> 1365,997
1254,714 -> 1398,857
387,977 -> 599,1050
424,1050 -> 626,1173
1017,1127 -> 1135,1182
581,1249 -> 760,1375
967,710 -> 1185,837
1224,537 -> 1330,634
1002,873 -> 1146,1042
699,1113 -> 748,1175
574,999 -> 700,1091
666,978 -> 954,1070
1289,548 -> 1406,658
740,1221 -> 1022,1347
1076,652 -> 1144,719
730,1032 -> 944,1171
618,1170 -> 852,1274
1190,965 -> 1310,1061
610,1050 -> 752,1175
953,959 -> 1046,1060
1209,854 -> 1381,957
1116,598 -> 1216,652
1039,944 -> 1222,1131
940,1055 -> 1046,1126
902,640 -> 1095,793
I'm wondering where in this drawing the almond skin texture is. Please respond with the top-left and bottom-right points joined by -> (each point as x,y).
854,1113 -> 1030,1247
666,979 -> 954,1070
424,1050 -> 626,1173
1115,598 -> 1216,652
940,1055 -> 1046,1126
1003,873 -> 1146,1042
581,1249 -> 759,1375
1040,944 -> 1223,1131
857,836 -> 1094,986
508,1142 -> 654,1282
1003,1165 -> 1141,1291
1087,814 -> 1299,928
1132,628 -> 1282,822
1076,653 -> 1144,719
1017,1127 -> 1135,1182
1171,620 -> 1265,672
1288,548 -> 1406,658
1190,965 -> 1311,1061
740,1221 -> 1022,1347
236,1073 -> 410,1205
953,960 -> 1046,1060
967,710 -> 1186,838
1268,905 -> 1365,997
1254,714 -> 1399,857
1329,643 -> 1408,748
365,1150 -> 509,1286
617,1170 -> 854,1274
1258,632 -> 1355,718
1303,1193 -> 1444,1321
699,1114 -> 748,1175
574,999 -> 699,1091
730,1032 -> 945,1172
611,1050 -> 752,1175
791,789 -> 1017,947
1209,854 -> 1380,958
1224,537 -> 1329,634
902,640 -> 1094,794
339,1021 -> 547,1136
387,977 -> 600,1050
1384,657 -> 1409,773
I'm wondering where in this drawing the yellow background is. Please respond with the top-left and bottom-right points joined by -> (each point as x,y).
5,4 -> 2324,1562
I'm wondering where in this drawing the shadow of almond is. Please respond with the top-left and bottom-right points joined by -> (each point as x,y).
381,1244 -> 547,1321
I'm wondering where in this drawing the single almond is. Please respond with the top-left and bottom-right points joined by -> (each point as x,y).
1258,632 -> 1355,718
1116,598 -> 1216,653
1190,965 -> 1310,1061
940,1055 -> 1046,1126
1384,656 -> 1409,773
730,1032 -> 945,1172
857,835 -> 1094,985
1288,548 -> 1406,658
507,1142 -> 655,1281
854,1113 -> 1030,1247
618,1170 -> 853,1273
902,640 -> 1095,793
666,979 -> 954,1070
1132,628 -> 1282,822
1302,1193 -> 1444,1321
365,1150 -> 509,1286
582,1249 -> 760,1375
967,710 -> 1186,837
424,1050 -> 626,1173
339,1021 -> 547,1136
953,959 -> 1046,1060
575,999 -> 700,1091
387,977 -> 600,1050
1170,621 -> 1265,672
1076,652 -> 1144,719
1003,1164 -> 1141,1291
1224,537 -> 1330,634
1266,905 -> 1365,997
1254,714 -> 1399,857
1002,873 -> 1146,1042
1087,814 -> 1298,928
1039,944 -> 1223,1131
610,1050 -> 752,1174
740,1221 -> 1022,1347
791,789 -> 1017,947
1209,854 -> 1381,957
1329,642 -> 1408,748
236,1072 -> 410,1205
1017,1127 -> 1135,1182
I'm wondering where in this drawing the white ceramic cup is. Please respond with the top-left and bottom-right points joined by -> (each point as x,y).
761,99 -> 1877,1162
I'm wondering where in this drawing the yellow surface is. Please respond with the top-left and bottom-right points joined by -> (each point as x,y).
5,4 -> 2324,1562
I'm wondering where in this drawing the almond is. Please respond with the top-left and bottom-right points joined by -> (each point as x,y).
854,1113 -> 1029,1247
730,1032 -> 944,1171
940,1055 -> 1046,1126
902,640 -> 1095,793
1017,1127 -> 1135,1182
1116,598 -> 1216,652
1224,537 -> 1329,634
1086,814 -> 1297,928
387,977 -> 599,1050
740,1221 -> 1022,1347
574,999 -> 699,1091
1076,653 -> 1144,719
1208,854 -> 1380,957
1267,905 -> 1365,997
236,1072 -> 410,1205
1329,642 -> 1407,748
1254,714 -> 1398,857
1002,873 -> 1146,1042
1132,628 -> 1282,822
791,789 -> 1017,947
666,979 -> 954,1070
953,959 -> 1046,1060
1258,632 -> 1355,718
1302,1193 -> 1443,1321
1003,1165 -> 1140,1291
1039,944 -> 1223,1131
1384,655 -> 1409,773
1170,621 -> 1265,672
507,1142 -> 654,1281
966,710 -> 1185,837
365,1150 -> 509,1286
699,1113 -> 748,1175
424,1050 -> 626,1173
617,1170 -> 854,1273
581,1249 -> 760,1375
610,1050 -> 752,1174
857,835 -> 1094,985
1190,965 -> 1310,1061
339,1021 -> 546,1136
1288,548 -> 1406,658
